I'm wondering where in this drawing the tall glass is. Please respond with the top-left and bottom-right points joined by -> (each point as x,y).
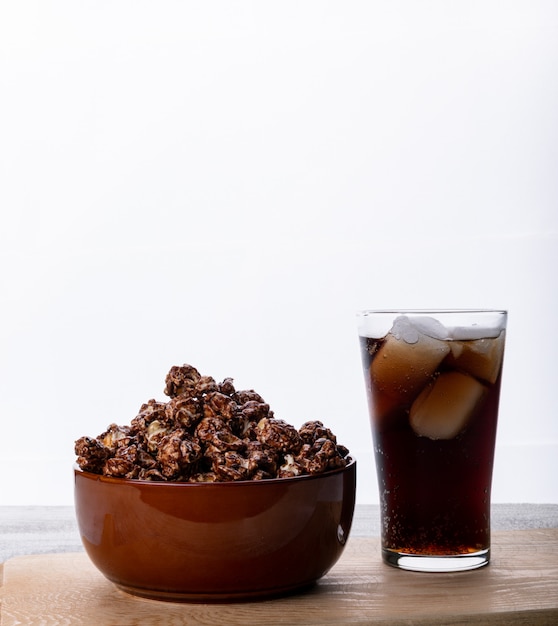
357,310 -> 507,572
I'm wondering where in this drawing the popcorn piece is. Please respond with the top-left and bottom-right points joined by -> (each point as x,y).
165,395 -> 202,431
138,467 -> 166,481
195,416 -> 228,443
99,423 -> 133,451
138,399 -> 168,419
244,440 -> 279,477
233,389 -> 267,404
239,400 -> 272,423
146,420 -> 170,453
156,430 -> 202,479
299,420 -> 337,445
104,457 -> 136,478
256,418 -> 302,454
205,428 -> 245,453
410,371 -> 487,440
278,454 -> 304,478
189,471 -> 219,483
194,375 -> 219,397
297,438 -> 347,474
203,391 -> 238,422
213,451 -> 253,481
164,364 -> 201,398
130,399 -> 168,439
117,444 -> 157,471
218,377 -> 236,396
75,436 -> 110,473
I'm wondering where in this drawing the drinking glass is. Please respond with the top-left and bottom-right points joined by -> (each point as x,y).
357,310 -> 507,572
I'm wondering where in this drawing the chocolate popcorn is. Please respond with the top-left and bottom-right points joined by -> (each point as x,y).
75,363 -> 349,482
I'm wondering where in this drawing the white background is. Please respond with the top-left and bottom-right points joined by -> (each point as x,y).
1,1 -> 557,506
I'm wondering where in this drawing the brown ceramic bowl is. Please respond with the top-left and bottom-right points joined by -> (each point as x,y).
74,458 -> 356,602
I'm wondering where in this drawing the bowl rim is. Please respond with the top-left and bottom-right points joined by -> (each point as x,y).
74,456 -> 355,488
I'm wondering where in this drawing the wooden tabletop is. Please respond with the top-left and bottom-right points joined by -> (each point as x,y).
2,503 -> 558,563
1,529 -> 557,625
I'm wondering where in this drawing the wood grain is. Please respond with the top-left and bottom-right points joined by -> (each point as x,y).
1,530 -> 557,625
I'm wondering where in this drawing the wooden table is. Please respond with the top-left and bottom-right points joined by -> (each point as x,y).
1,529 -> 557,625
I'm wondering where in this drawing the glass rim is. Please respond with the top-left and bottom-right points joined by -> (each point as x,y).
356,309 -> 507,316
356,309 -> 507,338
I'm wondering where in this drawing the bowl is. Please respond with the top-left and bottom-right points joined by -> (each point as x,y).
74,458 -> 356,602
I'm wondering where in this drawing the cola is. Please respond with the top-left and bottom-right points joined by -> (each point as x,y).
358,311 -> 506,571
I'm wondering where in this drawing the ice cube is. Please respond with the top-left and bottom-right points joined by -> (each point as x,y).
409,371 -> 487,440
448,323 -> 505,340
371,320 -> 450,403
391,316 -> 420,344
367,384 -> 404,432
446,331 -> 505,384
410,316 -> 449,340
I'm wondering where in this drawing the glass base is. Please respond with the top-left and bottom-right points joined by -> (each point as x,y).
383,548 -> 490,572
